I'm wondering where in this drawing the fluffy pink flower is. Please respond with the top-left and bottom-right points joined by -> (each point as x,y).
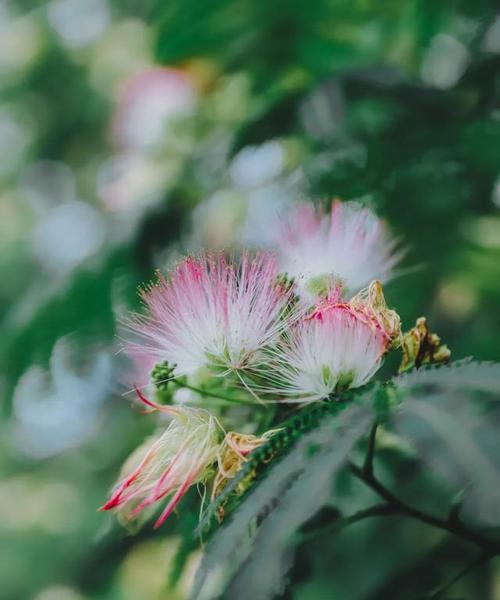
261,296 -> 390,403
127,252 -> 294,378
278,200 -> 400,299
313,280 -> 401,348
100,394 -> 221,529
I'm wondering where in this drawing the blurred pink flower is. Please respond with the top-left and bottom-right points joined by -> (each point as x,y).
278,200 -> 400,300
113,67 -> 196,151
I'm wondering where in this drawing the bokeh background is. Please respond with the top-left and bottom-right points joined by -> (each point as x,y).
1,1 -> 500,599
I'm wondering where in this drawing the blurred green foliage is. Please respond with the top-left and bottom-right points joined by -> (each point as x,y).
1,0 -> 500,598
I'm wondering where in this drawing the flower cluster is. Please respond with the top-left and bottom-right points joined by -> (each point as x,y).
101,199 -> 443,529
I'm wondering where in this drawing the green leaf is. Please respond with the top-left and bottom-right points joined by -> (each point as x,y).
390,360 -> 500,526
392,359 -> 500,395
197,398 -> 347,531
191,402 -> 373,600
198,383 -> 381,531
390,389 -> 500,527
226,406 -> 372,600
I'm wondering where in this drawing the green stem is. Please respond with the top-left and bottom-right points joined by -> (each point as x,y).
171,379 -> 257,406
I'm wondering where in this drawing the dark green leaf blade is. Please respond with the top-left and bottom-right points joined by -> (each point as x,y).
191,402 -> 372,600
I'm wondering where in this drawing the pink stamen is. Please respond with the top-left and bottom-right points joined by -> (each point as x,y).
134,387 -> 181,417
153,471 -> 198,529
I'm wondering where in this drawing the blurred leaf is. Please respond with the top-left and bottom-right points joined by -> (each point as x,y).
392,391 -> 500,526
391,361 -> 500,526
191,402 -> 372,600
1,248 -> 135,407
393,359 -> 500,395
225,405 -> 372,600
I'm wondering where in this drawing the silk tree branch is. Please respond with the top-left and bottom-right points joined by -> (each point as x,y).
428,550 -> 493,598
296,503 -> 398,544
348,462 -> 500,555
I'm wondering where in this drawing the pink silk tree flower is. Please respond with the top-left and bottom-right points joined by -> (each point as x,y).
126,252 -> 295,379
314,280 -> 402,349
100,400 -> 221,529
278,200 -> 401,300
260,286 -> 395,403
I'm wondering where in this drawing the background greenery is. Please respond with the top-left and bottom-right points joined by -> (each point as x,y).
1,0 -> 499,599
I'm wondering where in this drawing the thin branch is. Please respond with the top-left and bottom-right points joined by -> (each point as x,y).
428,550 -> 493,598
296,503 -> 397,545
349,462 -> 500,555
